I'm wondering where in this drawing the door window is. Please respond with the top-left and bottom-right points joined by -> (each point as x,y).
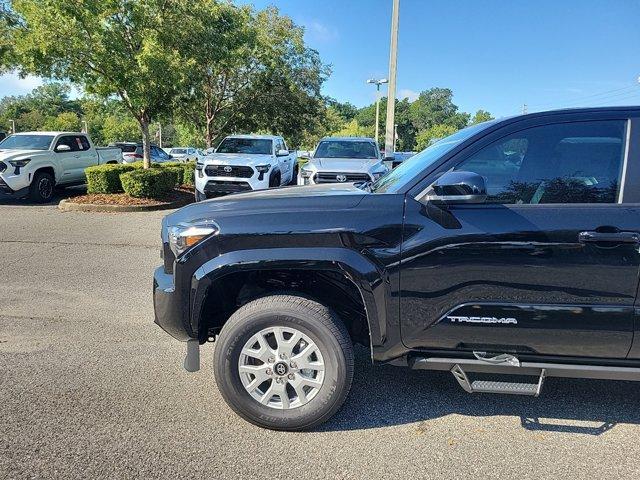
77,136 -> 90,151
55,136 -> 81,152
454,120 -> 626,204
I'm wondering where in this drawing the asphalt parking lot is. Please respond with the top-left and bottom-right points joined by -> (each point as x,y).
2,200 -> 640,479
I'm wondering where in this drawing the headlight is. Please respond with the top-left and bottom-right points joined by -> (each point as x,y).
301,168 -> 313,178
9,159 -> 30,168
168,221 -> 218,257
255,164 -> 271,173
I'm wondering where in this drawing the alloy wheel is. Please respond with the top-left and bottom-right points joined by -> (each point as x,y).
238,326 -> 325,409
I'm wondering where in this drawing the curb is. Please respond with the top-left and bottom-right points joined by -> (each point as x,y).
58,198 -> 191,213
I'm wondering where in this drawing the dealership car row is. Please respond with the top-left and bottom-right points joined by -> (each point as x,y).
0,129 -> 399,202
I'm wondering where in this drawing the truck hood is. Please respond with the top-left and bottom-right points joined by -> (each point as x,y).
203,152 -> 274,167
166,183 -> 368,227
0,149 -> 44,161
307,157 -> 381,172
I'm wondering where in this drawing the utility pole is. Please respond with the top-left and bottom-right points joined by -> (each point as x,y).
367,78 -> 388,146
9,119 -> 15,134
158,123 -> 163,148
81,120 -> 88,133
384,0 -> 400,159
522,104 -> 528,114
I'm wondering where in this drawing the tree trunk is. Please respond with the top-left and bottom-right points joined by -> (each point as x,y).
140,116 -> 151,169
205,116 -> 213,148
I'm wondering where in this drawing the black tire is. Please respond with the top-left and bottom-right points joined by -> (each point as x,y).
214,294 -> 354,431
29,171 -> 55,203
269,171 -> 281,188
289,164 -> 299,185
195,189 -> 207,202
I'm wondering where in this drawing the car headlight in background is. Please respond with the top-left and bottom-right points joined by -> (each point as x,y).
168,221 -> 218,257
8,159 -> 30,174
255,164 -> 271,181
196,162 -> 204,178
300,167 -> 314,185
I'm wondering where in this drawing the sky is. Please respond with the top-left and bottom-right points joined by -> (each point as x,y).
2,0 -> 640,118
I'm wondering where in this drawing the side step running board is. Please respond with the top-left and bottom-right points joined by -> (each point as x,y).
451,364 -> 545,396
410,353 -> 640,396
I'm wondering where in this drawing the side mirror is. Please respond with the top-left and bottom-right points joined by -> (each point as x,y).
426,171 -> 487,204
276,149 -> 289,157
55,144 -> 71,152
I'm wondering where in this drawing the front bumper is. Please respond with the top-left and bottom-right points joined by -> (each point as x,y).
153,266 -> 192,341
0,169 -> 32,194
203,180 -> 253,195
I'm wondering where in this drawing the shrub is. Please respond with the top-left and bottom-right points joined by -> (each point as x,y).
163,165 -> 185,185
85,164 -> 136,194
182,161 -> 196,186
120,168 -> 178,198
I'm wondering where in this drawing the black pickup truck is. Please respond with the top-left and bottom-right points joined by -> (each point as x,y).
154,107 -> 640,430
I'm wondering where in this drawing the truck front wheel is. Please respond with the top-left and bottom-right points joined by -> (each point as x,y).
213,294 -> 354,431
29,171 -> 55,203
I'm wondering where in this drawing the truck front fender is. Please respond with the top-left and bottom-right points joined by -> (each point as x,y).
191,247 -> 390,357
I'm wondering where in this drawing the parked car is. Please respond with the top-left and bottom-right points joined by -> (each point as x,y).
389,151 -> 416,168
0,131 -> 121,202
194,134 -> 296,201
298,137 -> 388,186
110,142 -> 173,164
0,131 -> 6,142
155,107 -> 640,430
169,147 -> 200,162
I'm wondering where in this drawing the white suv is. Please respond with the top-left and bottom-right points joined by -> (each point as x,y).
195,135 -> 296,201
298,137 -> 388,186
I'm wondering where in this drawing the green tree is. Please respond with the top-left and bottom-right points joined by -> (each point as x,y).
0,0 -> 17,72
101,115 -> 140,144
44,111 -> 80,131
415,123 -> 458,150
176,5 -> 328,148
332,119 -> 373,138
11,0 -> 195,167
409,87 -> 469,132
470,109 -> 494,125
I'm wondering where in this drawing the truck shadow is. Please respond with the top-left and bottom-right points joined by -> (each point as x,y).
0,185 -> 86,206
319,346 -> 640,435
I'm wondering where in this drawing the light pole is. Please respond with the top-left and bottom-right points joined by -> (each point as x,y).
384,0 -> 400,159
81,120 -> 88,133
9,119 -> 15,134
367,78 -> 388,147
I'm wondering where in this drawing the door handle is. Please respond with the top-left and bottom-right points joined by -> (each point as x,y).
579,231 -> 640,244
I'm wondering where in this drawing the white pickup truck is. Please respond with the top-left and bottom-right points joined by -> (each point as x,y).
195,134 -> 296,201
0,131 -> 122,202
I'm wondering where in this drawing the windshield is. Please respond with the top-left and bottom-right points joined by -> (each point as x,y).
217,138 -> 273,155
0,134 -> 54,151
371,122 -> 494,193
315,140 -> 378,159
170,148 -> 187,155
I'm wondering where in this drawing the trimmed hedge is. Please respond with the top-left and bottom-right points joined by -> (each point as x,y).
85,160 -> 195,196
86,164 -> 136,194
182,161 -> 195,186
120,168 -> 179,199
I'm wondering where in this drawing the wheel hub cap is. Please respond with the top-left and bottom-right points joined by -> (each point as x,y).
238,326 -> 325,410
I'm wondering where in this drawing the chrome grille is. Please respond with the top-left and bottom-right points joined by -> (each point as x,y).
204,165 -> 254,178
315,172 -> 371,183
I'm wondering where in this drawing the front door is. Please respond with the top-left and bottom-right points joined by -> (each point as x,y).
400,116 -> 640,359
